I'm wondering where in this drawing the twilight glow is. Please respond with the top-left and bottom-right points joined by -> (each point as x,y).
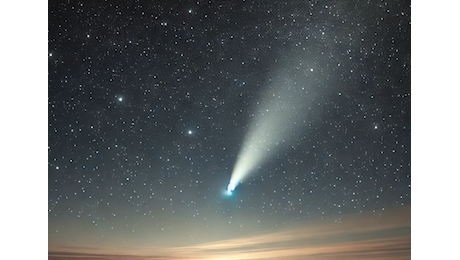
48,207 -> 411,260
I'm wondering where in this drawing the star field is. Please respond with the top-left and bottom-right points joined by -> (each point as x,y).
48,0 -> 411,259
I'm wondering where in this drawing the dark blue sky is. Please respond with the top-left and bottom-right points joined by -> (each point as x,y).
47,0 -> 411,259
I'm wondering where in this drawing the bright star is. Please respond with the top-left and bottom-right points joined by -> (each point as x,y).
118,97 -> 123,101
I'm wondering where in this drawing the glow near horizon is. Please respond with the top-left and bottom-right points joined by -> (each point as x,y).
227,73 -> 310,194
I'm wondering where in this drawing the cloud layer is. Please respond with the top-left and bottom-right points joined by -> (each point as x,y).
50,207 -> 410,260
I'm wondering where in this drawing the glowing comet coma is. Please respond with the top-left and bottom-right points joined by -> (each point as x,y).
226,182 -> 236,195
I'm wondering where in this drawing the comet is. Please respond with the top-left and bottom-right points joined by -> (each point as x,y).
225,182 -> 236,195
225,67 -> 312,194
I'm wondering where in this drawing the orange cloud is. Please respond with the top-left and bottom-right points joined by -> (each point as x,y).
151,206 -> 411,259
50,207 -> 410,260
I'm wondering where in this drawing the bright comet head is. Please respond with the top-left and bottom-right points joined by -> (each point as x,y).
225,182 -> 236,195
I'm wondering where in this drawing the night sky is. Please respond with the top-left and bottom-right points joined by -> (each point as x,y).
47,0 -> 411,259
